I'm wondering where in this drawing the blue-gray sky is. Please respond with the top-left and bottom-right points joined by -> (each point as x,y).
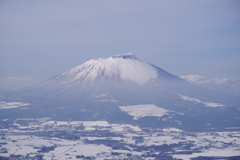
0,0 -> 240,90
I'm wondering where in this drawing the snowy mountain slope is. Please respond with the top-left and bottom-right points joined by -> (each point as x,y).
55,53 -> 158,85
52,53 -> 182,86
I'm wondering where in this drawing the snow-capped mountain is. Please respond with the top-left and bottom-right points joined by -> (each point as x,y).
56,53 -> 158,85
7,53 -> 240,108
11,53 -> 187,104
181,75 -> 240,96
2,53 -> 240,131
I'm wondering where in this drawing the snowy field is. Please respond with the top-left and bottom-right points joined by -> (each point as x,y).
0,119 -> 240,160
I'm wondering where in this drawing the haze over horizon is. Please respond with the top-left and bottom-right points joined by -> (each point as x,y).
0,0 -> 240,91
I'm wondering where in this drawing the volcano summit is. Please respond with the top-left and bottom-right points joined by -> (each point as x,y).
57,53 -> 158,85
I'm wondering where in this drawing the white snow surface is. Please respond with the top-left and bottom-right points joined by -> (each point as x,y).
173,147 -> 240,160
178,94 -> 225,107
2,119 -> 240,159
180,75 -> 207,84
119,104 -> 169,120
59,53 -> 157,85
162,128 -> 183,132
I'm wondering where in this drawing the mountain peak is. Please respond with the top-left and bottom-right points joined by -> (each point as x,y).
53,53 -> 181,86
56,53 -> 158,85
111,53 -> 142,61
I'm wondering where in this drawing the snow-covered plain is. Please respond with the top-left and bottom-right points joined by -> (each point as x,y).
1,119 -> 240,160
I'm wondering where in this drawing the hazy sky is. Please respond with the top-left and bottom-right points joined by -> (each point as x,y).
0,0 -> 240,90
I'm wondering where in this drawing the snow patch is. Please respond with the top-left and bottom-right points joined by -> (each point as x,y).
203,102 -> 225,107
119,104 -> 169,120
162,128 -> 183,132
0,101 -> 30,109
179,95 -> 202,104
180,75 -> 207,83
173,147 -> 240,160
178,95 -> 225,107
